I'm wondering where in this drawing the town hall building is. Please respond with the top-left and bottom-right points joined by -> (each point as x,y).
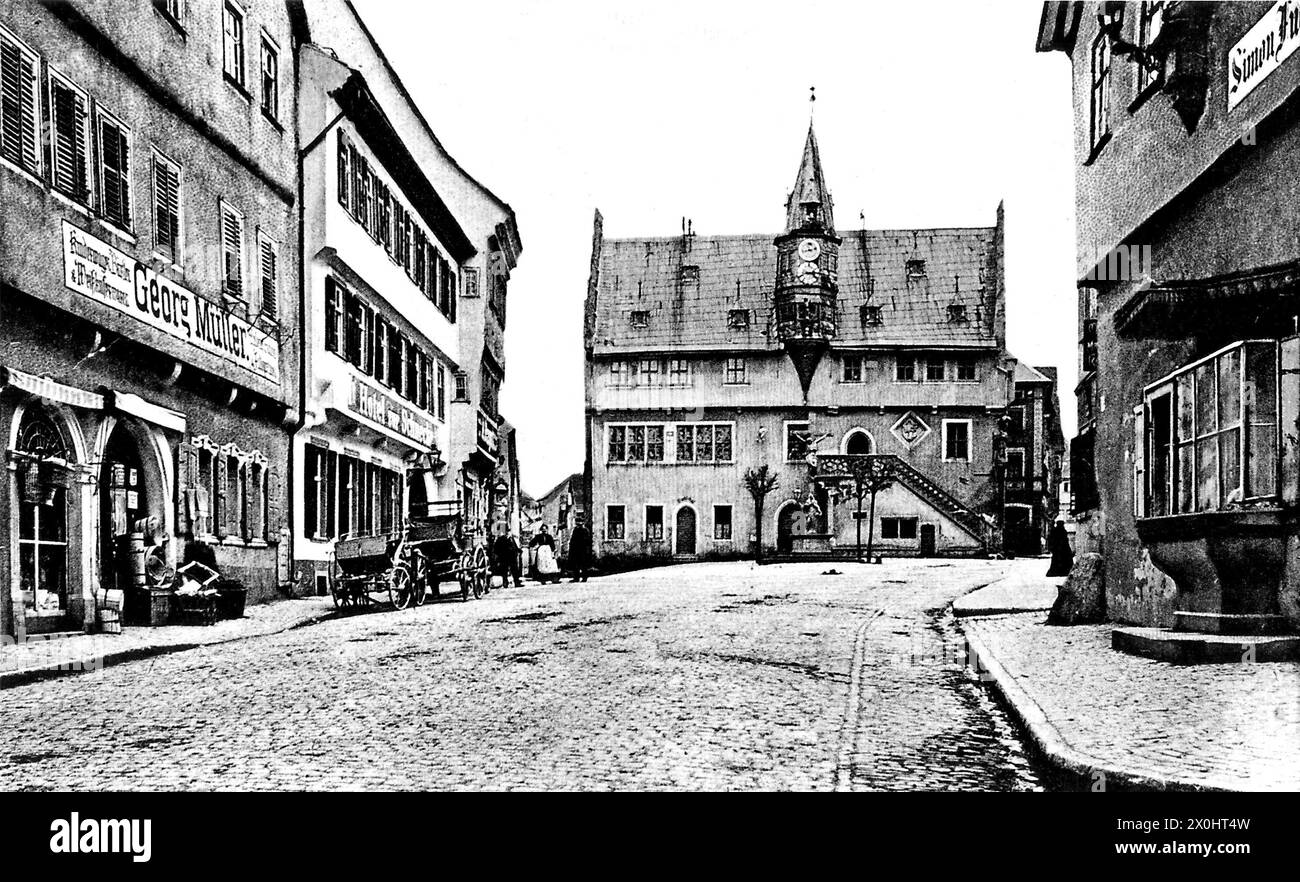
583,121 -> 1059,565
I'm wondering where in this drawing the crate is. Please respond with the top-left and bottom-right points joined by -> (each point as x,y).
149,589 -> 172,626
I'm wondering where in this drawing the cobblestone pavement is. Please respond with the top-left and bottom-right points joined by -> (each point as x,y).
962,613 -> 1300,791
0,559 -> 1055,791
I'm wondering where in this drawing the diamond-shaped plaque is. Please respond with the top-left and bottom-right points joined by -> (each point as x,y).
890,411 -> 932,449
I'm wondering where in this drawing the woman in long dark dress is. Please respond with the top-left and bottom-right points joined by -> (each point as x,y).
1046,520 -> 1073,576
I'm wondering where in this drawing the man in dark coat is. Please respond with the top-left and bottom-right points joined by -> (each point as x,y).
491,529 -> 520,588
568,519 -> 593,583
1046,519 -> 1074,577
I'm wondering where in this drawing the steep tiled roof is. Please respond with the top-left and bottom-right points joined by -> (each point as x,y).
591,226 -> 1000,354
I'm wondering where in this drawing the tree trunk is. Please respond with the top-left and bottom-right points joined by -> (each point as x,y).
753,499 -> 765,562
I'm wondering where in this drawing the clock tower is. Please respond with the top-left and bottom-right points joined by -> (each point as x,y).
774,120 -> 840,397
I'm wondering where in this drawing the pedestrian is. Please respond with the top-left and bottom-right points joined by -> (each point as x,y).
1046,519 -> 1073,577
510,533 -> 524,587
568,518 -> 592,583
491,527 -> 516,589
529,524 -> 556,582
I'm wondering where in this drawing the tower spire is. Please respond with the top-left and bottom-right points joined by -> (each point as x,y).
785,106 -> 835,235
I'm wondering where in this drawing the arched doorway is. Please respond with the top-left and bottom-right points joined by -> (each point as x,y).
776,501 -> 799,553
15,407 -> 72,631
674,505 -> 696,555
843,429 -> 874,455
99,422 -> 154,624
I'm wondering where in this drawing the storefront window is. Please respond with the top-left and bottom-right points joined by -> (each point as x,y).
16,409 -> 70,617
1138,340 -> 1279,517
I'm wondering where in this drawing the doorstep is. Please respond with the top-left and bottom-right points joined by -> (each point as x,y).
1112,626 -> 1300,664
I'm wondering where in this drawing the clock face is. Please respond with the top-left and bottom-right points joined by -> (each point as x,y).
797,239 -> 822,262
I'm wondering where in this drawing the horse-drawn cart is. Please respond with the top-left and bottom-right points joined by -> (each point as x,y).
327,500 -> 489,609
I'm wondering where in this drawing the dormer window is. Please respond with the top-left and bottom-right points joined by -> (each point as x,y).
679,265 -> 699,284
630,310 -> 649,329
860,304 -> 883,327
727,308 -> 750,330
947,304 -> 968,323
906,259 -> 927,278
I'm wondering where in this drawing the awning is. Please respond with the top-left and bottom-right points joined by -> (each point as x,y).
1114,260 -> 1300,338
102,390 -> 187,434
0,365 -> 104,410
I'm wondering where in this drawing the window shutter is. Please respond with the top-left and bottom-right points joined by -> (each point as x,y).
100,118 -> 130,228
215,455 -> 228,538
221,204 -> 244,300
1132,404 -> 1146,519
51,80 -> 88,201
154,156 -> 179,254
176,441 -> 195,534
0,36 -> 39,173
267,466 -> 282,540
337,131 -> 350,210
259,235 -> 277,321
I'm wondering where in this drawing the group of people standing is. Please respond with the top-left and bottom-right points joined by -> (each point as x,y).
489,520 -> 593,587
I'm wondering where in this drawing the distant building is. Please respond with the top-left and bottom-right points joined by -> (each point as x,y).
1004,363 -> 1067,555
535,472 -> 584,551
1037,2 -> 1300,636
584,120 -> 1056,566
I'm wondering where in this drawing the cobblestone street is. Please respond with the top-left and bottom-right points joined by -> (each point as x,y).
0,559 -> 1056,791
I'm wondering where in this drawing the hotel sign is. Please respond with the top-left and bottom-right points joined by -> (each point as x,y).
61,221 -> 280,383
1228,0 -> 1300,111
347,375 -> 437,450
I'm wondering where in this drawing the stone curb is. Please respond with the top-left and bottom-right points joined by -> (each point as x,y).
0,605 -> 340,691
958,616 -> 1236,793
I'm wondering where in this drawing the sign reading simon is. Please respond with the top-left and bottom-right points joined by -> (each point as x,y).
347,375 -> 437,449
1228,0 -> 1300,111
61,221 -> 280,383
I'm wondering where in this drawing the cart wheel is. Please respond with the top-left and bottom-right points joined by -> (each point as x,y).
457,551 -> 474,601
389,565 -> 414,610
327,557 -> 346,608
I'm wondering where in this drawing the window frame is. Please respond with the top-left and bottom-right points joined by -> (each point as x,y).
644,504 -> 664,542
259,32 -> 280,121
222,0 -> 248,92
95,105 -> 134,233
0,24 -> 43,181
606,504 -> 626,541
842,354 -> 863,383
895,356 -> 916,383
1089,32 -> 1112,157
724,357 -> 747,385
942,419 -> 972,463
713,504 -> 733,541
785,420 -> 812,464
256,229 -> 279,325
219,199 -> 246,303
150,148 -> 182,263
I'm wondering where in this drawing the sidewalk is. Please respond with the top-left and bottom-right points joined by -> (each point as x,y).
0,596 -> 336,689
955,562 -> 1300,792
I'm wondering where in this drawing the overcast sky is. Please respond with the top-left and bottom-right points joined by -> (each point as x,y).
358,0 -> 1078,498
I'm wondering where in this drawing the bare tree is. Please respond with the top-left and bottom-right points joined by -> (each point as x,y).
743,465 -> 780,562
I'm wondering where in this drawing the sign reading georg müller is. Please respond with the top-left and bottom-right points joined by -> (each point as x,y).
61,221 -> 281,383
348,375 -> 437,449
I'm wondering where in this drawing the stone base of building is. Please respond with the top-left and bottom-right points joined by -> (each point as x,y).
1172,611 -> 1291,635
1111,626 -> 1300,664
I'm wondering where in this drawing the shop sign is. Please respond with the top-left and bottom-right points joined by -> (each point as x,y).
1228,0 -> 1300,111
61,221 -> 280,383
347,375 -> 436,449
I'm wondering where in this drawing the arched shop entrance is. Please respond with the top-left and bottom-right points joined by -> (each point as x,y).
14,406 -> 75,633
99,420 -> 164,625
776,501 -> 800,554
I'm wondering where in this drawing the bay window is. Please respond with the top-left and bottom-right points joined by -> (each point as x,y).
1136,340 -> 1280,518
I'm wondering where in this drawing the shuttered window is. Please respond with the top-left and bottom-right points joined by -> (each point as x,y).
0,27 -> 40,175
50,73 -> 89,202
257,231 -> 278,323
152,152 -> 180,258
98,111 -> 131,229
220,201 -> 245,301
